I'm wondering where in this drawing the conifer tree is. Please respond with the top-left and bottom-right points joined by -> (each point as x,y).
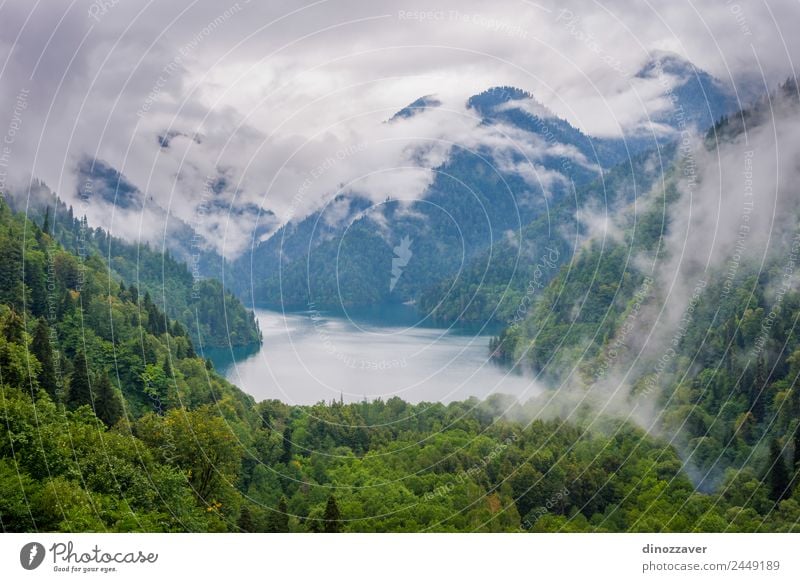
238,505 -> 256,533
66,351 -> 92,409
31,318 -> 58,399
265,497 -> 290,532
93,373 -> 123,426
280,427 -> 293,464
750,357 -> 767,422
768,439 -> 791,502
323,494 -> 341,533
41,206 -> 51,235
275,496 -> 290,532
793,425 -> 800,480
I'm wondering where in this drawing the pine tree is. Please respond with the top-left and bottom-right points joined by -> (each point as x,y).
238,505 -> 256,533
768,439 -> 791,502
793,424 -> 800,476
185,338 -> 196,359
41,206 -> 51,235
323,494 -> 341,533
750,357 -> 766,422
171,321 -> 184,337
280,427 -> 293,464
57,287 -> 73,318
66,351 -> 92,409
93,373 -> 123,426
275,496 -> 290,532
30,318 -> 58,399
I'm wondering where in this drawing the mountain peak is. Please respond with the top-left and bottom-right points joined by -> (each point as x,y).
76,158 -> 142,210
635,51 -> 737,130
467,86 -> 536,115
388,95 -> 442,122
635,50 -> 698,79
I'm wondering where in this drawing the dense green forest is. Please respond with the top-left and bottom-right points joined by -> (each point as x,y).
1,192 -> 800,532
418,144 -> 676,326
10,183 -> 261,349
487,81 -> 800,500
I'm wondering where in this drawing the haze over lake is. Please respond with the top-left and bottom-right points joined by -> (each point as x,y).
207,307 -> 541,404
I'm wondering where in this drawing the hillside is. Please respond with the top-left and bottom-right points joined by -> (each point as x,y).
1,195 -> 799,532
489,81 -> 800,495
8,182 -> 261,349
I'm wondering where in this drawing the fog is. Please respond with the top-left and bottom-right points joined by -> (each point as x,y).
2,0 -> 797,258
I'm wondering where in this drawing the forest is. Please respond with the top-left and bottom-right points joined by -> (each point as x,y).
1,188 -> 800,532
9,183 -> 262,349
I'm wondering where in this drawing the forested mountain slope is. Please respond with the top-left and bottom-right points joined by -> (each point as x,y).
240,68 -> 736,312
490,80 -> 800,495
1,196 -> 799,532
8,182 -> 260,349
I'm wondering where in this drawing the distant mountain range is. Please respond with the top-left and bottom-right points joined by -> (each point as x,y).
9,52 -> 742,318
230,52 -> 739,311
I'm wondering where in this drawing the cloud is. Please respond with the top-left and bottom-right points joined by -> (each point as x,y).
0,0 -> 797,258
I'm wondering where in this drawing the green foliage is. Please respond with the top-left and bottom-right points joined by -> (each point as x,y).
322,495 -> 341,533
30,318 -> 58,399
93,373 -> 124,427
13,184 -> 261,349
2,185 -> 800,533
482,90 -> 800,523
66,351 -> 92,410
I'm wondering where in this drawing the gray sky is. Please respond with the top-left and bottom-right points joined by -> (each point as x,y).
0,0 -> 797,257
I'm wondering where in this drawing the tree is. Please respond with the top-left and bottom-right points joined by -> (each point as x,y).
67,351 -> 92,409
30,318 -> 58,399
141,363 -> 169,412
41,206 -> 51,235
280,427 -> 293,464
265,496 -> 290,532
93,373 -> 123,426
135,406 -> 241,502
794,424 -> 800,472
750,357 -> 767,422
275,496 -> 290,532
238,505 -> 256,533
768,439 -> 791,502
323,494 -> 341,533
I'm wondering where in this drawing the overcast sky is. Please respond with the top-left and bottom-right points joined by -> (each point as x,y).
0,0 -> 798,257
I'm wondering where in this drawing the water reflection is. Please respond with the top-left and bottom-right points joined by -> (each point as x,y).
205,306 -> 541,405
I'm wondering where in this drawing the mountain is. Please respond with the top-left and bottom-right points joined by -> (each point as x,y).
489,81 -> 800,492
239,72 -> 736,311
77,158 -> 143,210
467,86 -> 630,170
635,50 -> 739,132
0,196 -> 263,531
74,157 -> 229,275
6,181 -> 261,349
418,142 -> 677,325
2,82 -> 800,534
1,194 -> 798,532
239,85 -> 625,309
388,94 -> 442,122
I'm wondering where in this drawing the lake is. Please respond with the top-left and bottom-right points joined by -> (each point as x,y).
205,306 -> 542,404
